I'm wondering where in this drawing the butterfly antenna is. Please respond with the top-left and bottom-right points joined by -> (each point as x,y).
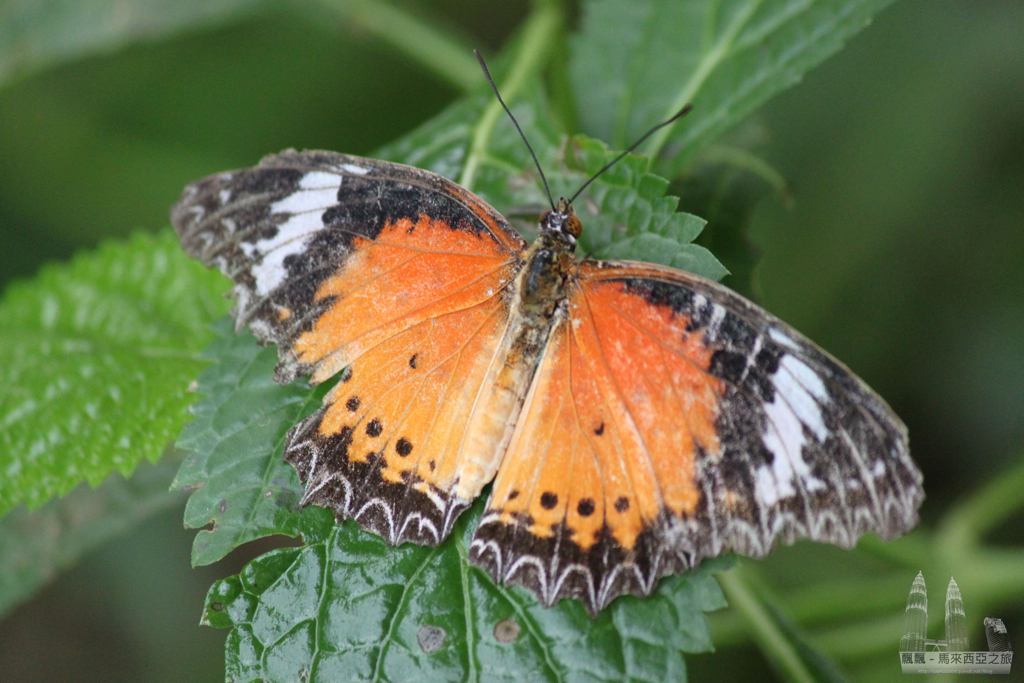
474,50 -> 555,211
569,104 -> 694,204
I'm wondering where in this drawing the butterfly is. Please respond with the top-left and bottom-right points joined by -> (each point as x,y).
172,99 -> 923,617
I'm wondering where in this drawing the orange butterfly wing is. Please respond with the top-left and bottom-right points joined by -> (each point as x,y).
174,151 -> 527,544
471,260 -> 921,614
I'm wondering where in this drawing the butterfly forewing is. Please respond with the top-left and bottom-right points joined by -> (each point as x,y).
173,150 -> 527,382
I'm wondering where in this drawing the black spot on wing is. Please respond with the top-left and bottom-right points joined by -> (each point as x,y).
708,351 -> 746,387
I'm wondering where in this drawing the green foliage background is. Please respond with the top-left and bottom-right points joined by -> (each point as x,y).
0,0 -> 1022,681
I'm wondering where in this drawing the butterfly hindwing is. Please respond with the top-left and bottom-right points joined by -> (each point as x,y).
284,291 -> 512,545
173,151 -> 529,545
470,260 -> 922,615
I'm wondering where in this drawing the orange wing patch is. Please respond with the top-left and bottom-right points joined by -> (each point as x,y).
172,150 -> 535,548
485,322 -> 605,548
577,278 -> 722,523
291,215 -> 517,383
471,269 -> 726,614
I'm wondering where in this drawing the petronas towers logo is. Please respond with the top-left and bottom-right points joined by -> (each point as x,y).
899,571 -> 1013,674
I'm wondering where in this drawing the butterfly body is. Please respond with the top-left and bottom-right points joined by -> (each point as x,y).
173,150 -> 923,615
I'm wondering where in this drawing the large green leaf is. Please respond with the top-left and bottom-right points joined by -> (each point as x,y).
0,230 -> 230,517
569,0 -> 896,174
204,504 -> 733,683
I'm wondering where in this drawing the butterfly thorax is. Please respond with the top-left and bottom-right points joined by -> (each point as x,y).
519,235 -> 573,311
519,199 -> 580,312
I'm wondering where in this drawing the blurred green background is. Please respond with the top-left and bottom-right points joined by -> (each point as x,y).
0,0 -> 1021,681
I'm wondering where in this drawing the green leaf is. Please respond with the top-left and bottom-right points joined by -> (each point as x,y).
0,0 -> 267,90
174,318 -> 335,567
0,230 -> 230,517
205,497 -> 734,683
0,448 -> 185,618
569,0 -> 896,173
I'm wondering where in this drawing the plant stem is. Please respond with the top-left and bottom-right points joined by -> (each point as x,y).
644,0 -> 764,160
718,566 -> 819,683
936,454 -> 1024,550
457,0 -> 561,191
545,29 -> 578,135
854,531 -> 931,569
318,0 -> 481,92
811,613 -> 905,660
715,542 -> 1024,661
454,537 -> 479,683
777,573 -> 914,623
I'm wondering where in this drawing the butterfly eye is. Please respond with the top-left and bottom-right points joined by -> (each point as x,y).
564,215 -> 582,239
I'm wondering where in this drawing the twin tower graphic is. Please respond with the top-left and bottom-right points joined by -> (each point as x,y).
900,571 -> 1012,653
900,572 -> 969,652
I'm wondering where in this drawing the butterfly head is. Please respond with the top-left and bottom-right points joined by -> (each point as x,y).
540,198 -> 582,245
473,49 -> 691,256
